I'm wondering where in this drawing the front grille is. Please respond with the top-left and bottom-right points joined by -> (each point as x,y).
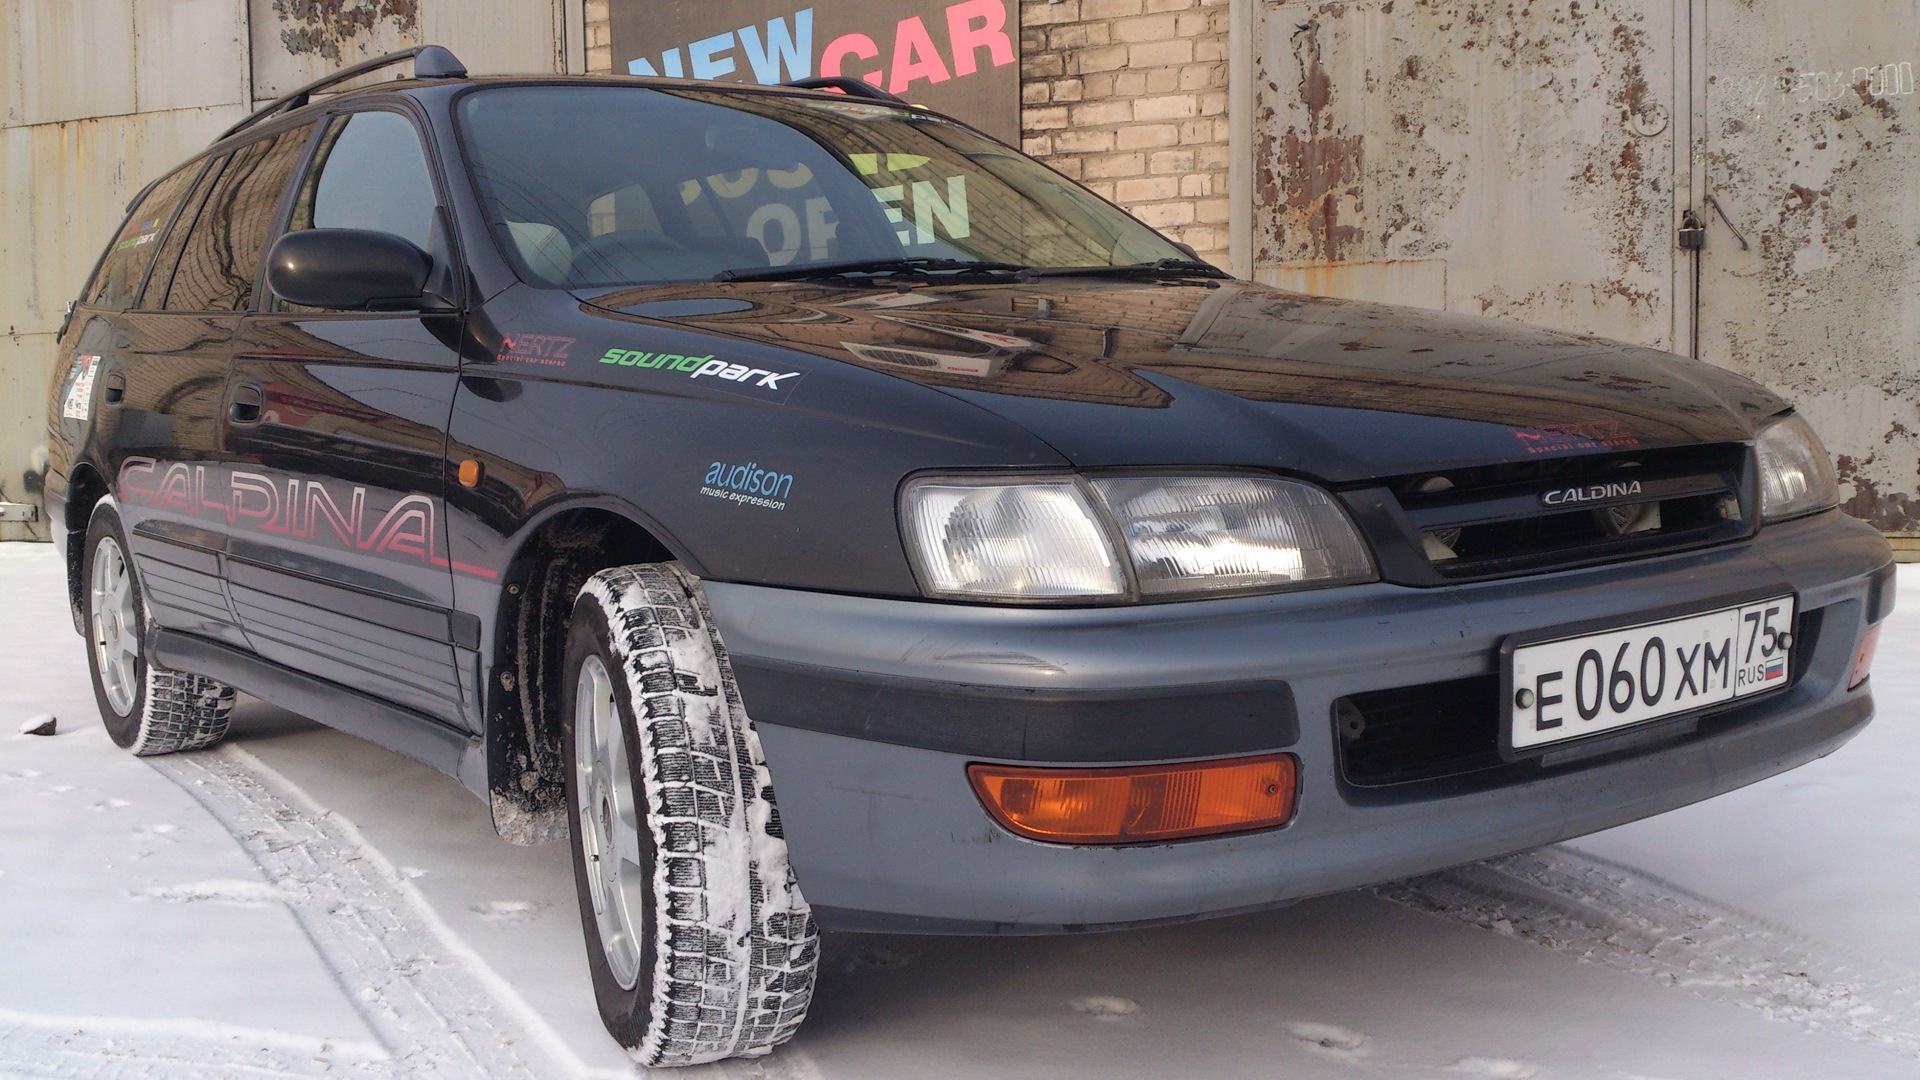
1336,676 -> 1501,786
1383,443 -> 1752,584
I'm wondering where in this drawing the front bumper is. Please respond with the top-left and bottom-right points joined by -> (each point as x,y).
707,511 -> 1894,933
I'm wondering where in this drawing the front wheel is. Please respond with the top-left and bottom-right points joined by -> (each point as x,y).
562,563 -> 817,1066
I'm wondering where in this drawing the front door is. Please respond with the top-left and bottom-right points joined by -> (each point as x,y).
224,107 -> 477,730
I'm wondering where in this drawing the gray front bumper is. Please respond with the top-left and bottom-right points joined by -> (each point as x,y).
706,512 -> 1893,933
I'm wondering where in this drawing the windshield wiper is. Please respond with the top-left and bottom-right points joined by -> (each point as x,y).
714,257 -> 1028,283
1019,258 -> 1230,281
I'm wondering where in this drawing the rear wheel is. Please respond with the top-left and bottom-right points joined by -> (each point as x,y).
83,501 -> 235,755
562,562 -> 817,1066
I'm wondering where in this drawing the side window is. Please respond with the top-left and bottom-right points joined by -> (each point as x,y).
137,156 -> 228,310
289,111 -> 437,249
162,124 -> 312,312
83,164 -> 202,310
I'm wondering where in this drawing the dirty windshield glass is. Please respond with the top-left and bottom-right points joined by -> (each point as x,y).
455,85 -> 1184,288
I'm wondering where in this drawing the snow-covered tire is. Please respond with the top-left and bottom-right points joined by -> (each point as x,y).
82,500 -> 235,755
562,562 -> 817,1067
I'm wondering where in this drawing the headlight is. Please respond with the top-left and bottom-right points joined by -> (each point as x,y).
1090,475 -> 1376,596
900,477 -> 1126,600
1756,413 -> 1839,523
900,473 -> 1375,603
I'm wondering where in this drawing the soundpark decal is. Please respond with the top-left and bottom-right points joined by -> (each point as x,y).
609,1 -> 1020,142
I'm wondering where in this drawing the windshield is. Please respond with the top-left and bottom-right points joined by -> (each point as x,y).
455,85 -> 1186,288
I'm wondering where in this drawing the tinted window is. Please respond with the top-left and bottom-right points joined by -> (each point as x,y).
137,156 -> 227,310
290,111 -> 437,249
84,165 -> 202,309
163,124 -> 312,312
457,86 -> 1182,288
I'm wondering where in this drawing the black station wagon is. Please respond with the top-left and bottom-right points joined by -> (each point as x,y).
43,46 -> 1895,1065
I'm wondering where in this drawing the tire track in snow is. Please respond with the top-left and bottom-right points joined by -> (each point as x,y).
143,744 -> 614,1079
0,1010 -> 388,1079
1373,846 -> 1920,1062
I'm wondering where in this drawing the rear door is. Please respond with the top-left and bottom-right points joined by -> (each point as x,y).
109,125 -> 315,649
223,106 -> 476,730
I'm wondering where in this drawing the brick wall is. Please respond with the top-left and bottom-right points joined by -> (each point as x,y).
1019,0 -> 1231,265
580,1 -> 1231,263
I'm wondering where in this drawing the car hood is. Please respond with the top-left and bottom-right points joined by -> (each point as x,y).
576,278 -> 1787,482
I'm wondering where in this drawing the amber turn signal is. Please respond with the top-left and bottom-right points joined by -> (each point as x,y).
457,458 -> 485,488
1850,622 -> 1883,690
968,754 -> 1298,844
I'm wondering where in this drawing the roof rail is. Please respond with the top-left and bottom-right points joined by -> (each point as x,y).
780,76 -> 907,105
219,45 -> 467,141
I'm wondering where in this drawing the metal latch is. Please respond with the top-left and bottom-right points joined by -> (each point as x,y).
1678,210 -> 1707,251
0,503 -> 39,523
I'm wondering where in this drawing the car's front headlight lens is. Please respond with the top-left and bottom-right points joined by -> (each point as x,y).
901,477 -> 1126,600
1090,475 -> 1376,596
1757,413 -> 1839,522
900,473 -> 1375,603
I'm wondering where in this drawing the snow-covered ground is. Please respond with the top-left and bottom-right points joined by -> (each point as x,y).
1,540 -> 1915,1079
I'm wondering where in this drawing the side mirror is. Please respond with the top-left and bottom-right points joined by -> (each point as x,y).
267,228 -> 441,311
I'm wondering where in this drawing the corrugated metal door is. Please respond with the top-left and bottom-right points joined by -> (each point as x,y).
1252,1 -> 1683,349
1695,0 -> 1920,536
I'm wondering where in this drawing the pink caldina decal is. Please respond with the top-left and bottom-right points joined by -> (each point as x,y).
117,457 -> 497,579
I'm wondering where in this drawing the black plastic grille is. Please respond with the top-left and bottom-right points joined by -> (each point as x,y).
1336,676 -> 1501,786
1384,443 -> 1753,583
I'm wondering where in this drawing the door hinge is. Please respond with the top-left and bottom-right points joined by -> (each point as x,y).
0,503 -> 40,523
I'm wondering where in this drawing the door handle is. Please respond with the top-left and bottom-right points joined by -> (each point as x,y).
229,384 -> 263,425
103,373 -> 125,404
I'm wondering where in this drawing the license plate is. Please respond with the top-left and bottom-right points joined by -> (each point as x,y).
1506,595 -> 1796,755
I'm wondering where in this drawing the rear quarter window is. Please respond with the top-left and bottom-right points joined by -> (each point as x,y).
82,164 -> 202,310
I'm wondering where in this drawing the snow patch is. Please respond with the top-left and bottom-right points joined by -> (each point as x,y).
1067,995 -> 1141,1022
1285,1021 -> 1371,1059
471,899 -> 545,923
7,768 -> 45,779
138,878 -> 288,905
1450,1057 -> 1539,1078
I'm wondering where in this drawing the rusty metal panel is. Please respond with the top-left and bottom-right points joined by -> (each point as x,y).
2,108 -> 247,331
1253,1 -> 1681,350
133,0 -> 251,113
2,2 -> 23,127
250,0 -> 563,99
1698,0 -> 1920,535
420,1 -> 563,76
0,334 -> 55,541
250,0 -> 423,99
13,0 -> 138,126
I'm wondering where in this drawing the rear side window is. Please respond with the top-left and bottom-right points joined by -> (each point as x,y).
162,124 -> 313,312
84,165 -> 201,310
289,110 -> 438,249
137,156 -> 228,310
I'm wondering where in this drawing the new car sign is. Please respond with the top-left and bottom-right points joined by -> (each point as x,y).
609,1 -> 1021,142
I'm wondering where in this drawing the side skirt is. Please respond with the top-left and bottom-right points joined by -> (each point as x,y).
152,628 -> 487,799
